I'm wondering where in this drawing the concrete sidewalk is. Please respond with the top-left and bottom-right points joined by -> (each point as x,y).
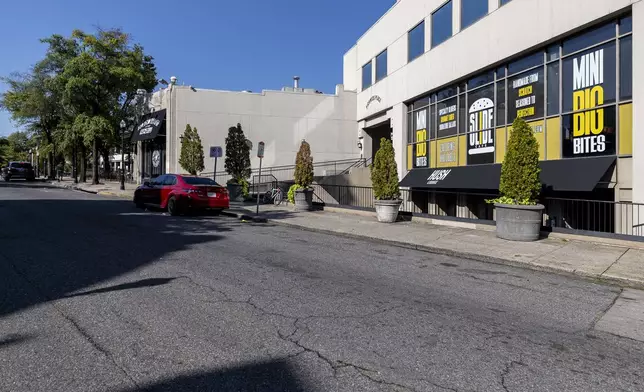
48,179 -> 136,199
227,203 -> 644,289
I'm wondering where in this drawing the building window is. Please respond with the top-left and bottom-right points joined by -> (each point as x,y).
408,21 -> 425,62
620,35 -> 632,100
432,1 -> 452,48
362,61 -> 372,90
461,0 -> 488,30
499,0 -> 511,6
376,50 -> 388,82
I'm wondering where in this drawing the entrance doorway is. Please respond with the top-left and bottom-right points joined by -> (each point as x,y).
364,121 -> 391,162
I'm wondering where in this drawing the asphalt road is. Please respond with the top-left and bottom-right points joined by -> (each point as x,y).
0,181 -> 643,392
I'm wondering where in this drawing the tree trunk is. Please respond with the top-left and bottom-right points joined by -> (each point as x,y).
72,143 -> 78,184
101,147 -> 111,181
48,151 -> 54,179
80,144 -> 87,183
92,139 -> 99,185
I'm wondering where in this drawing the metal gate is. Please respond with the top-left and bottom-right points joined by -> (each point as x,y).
142,139 -> 166,179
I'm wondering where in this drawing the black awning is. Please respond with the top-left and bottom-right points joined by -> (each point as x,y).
400,156 -> 616,192
540,156 -> 615,192
399,164 -> 501,190
131,109 -> 166,142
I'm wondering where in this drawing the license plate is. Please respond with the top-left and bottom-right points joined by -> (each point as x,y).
207,192 -> 217,198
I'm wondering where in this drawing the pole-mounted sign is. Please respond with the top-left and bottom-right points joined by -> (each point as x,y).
256,141 -> 265,215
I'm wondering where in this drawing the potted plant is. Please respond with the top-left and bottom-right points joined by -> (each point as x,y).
371,138 -> 401,223
489,117 -> 544,241
224,123 -> 251,202
293,140 -> 314,211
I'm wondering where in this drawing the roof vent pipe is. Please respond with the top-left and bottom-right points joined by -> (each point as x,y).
293,76 -> 300,89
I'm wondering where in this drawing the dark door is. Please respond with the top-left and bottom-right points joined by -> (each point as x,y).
143,139 -> 166,180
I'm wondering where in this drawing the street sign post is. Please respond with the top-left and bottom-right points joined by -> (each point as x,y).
210,146 -> 223,181
256,141 -> 265,215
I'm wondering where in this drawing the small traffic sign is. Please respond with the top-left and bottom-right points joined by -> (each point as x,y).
210,146 -> 223,158
257,141 -> 265,158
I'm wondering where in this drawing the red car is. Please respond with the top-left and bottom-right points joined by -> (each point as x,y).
133,174 -> 229,216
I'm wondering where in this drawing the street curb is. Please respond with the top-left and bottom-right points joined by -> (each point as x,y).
268,219 -> 644,290
222,210 -> 268,223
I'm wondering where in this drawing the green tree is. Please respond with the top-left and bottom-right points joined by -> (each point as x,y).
370,138 -> 400,200
224,123 -> 251,183
54,29 -> 156,184
294,140 -> 314,188
178,124 -> 205,175
498,117 -> 541,205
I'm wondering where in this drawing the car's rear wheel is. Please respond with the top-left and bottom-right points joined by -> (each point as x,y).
168,196 -> 180,216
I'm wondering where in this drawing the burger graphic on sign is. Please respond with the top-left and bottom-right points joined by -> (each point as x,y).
468,98 -> 495,161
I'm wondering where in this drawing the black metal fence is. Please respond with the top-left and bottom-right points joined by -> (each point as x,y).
310,184 -> 644,238
201,158 -> 368,185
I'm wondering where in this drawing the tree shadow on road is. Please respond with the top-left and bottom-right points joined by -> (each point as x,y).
0,186 -> 237,319
118,359 -> 311,392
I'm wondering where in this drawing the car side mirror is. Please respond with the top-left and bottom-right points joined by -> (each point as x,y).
143,181 -> 150,187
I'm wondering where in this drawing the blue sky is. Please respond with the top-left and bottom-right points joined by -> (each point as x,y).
0,0 -> 394,136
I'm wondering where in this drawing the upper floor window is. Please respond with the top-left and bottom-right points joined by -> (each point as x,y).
376,50 -> 388,82
461,0 -> 488,30
500,0 -> 512,6
362,61 -> 373,90
431,1 -> 452,48
408,21 -> 425,62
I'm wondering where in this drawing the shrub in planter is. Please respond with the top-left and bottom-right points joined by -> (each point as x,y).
179,124 -> 205,175
370,138 -> 401,223
224,123 -> 251,201
488,117 -> 543,241
288,184 -> 303,204
293,140 -> 314,211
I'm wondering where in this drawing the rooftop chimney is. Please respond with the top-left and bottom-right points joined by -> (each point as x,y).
293,76 -> 300,90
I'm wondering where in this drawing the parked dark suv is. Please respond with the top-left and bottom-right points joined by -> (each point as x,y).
2,162 -> 35,182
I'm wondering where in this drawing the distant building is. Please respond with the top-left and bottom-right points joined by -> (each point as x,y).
131,78 -> 359,181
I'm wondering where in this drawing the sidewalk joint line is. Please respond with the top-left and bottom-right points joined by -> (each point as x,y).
600,248 -> 630,277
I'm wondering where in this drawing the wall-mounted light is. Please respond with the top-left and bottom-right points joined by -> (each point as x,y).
357,141 -> 363,149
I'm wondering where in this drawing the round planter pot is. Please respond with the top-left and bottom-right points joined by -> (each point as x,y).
294,188 -> 313,211
374,199 -> 402,223
227,183 -> 245,202
494,203 -> 544,242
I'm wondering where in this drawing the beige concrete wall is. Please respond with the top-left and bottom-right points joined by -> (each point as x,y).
157,85 -> 359,174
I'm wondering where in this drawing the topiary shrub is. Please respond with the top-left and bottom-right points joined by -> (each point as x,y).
294,140 -> 313,188
224,123 -> 251,184
179,124 -> 205,175
491,117 -> 541,205
370,138 -> 400,200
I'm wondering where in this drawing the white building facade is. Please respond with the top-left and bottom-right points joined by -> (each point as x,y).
132,82 -> 360,182
344,0 -> 639,232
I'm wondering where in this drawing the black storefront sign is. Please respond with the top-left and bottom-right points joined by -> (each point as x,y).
437,98 -> 457,138
400,157 -> 615,192
467,84 -> 495,165
561,42 -> 617,158
413,108 -> 429,168
131,109 -> 166,142
508,68 -> 544,122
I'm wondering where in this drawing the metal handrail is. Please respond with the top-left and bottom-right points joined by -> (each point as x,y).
200,157 -> 365,178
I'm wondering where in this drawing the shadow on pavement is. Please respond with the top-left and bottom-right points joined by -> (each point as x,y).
0,188 -> 235,319
63,278 -> 178,298
0,334 -> 33,350
119,359 -> 310,392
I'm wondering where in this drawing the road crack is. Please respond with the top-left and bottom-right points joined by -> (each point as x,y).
500,358 -> 527,392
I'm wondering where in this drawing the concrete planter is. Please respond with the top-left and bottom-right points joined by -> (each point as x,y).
374,199 -> 402,223
227,183 -> 245,202
494,203 -> 544,241
294,188 -> 313,211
